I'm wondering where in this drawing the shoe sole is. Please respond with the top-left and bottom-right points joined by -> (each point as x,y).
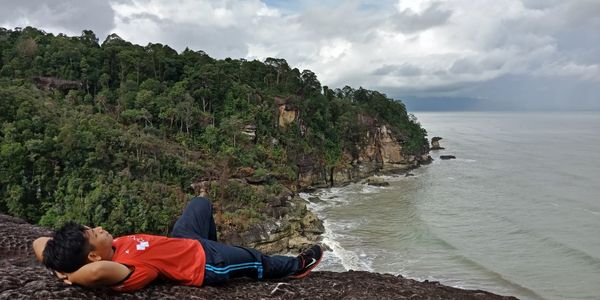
288,249 -> 323,279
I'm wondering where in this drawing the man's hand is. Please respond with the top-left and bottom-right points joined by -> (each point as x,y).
54,271 -> 72,285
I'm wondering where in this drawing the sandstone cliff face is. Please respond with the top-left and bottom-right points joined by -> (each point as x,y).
275,96 -> 298,128
278,104 -> 297,127
297,123 -> 431,190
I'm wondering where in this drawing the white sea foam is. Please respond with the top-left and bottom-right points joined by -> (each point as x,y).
300,188 -> 373,272
456,158 -> 477,163
581,208 -> 600,216
320,219 -> 374,272
371,174 -> 402,181
360,184 -> 384,194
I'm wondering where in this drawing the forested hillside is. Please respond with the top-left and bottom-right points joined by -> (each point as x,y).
0,26 -> 427,237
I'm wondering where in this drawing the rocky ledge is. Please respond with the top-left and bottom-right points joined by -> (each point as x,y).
1,214 -> 517,300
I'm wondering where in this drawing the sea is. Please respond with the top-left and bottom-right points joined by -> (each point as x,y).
302,112 -> 600,300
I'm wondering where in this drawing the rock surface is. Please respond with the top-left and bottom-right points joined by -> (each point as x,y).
440,155 -> 456,160
1,213 -> 518,300
188,180 -> 324,254
33,76 -> 83,91
275,96 -> 299,128
223,196 -> 325,254
365,178 -> 391,187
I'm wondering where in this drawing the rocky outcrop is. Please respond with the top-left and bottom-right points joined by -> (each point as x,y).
241,124 -> 257,139
220,196 -> 325,254
190,180 -> 323,255
297,155 -> 330,190
297,118 -> 432,190
33,76 -> 82,92
365,178 -> 390,187
440,155 -> 456,160
278,106 -> 297,127
274,96 -> 299,128
431,137 -> 445,150
0,214 -> 518,299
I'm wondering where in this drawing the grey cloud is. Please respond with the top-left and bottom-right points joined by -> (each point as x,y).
449,58 -> 479,75
563,0 -> 600,27
182,27 -> 249,59
379,79 -> 477,95
373,64 -> 422,77
449,56 -> 505,75
140,21 -> 249,59
293,2 -> 383,43
120,12 -> 164,24
464,74 -> 600,110
0,0 -> 115,38
391,2 -> 452,33
110,1 -> 252,58
372,64 -> 396,75
521,0 -> 562,10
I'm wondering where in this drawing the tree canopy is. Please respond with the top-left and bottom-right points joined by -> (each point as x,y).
0,26 -> 427,235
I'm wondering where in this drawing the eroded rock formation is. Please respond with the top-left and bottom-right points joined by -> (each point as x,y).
431,137 -> 445,150
0,214 -> 518,299
274,96 -> 299,128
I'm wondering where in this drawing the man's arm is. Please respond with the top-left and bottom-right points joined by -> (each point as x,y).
65,261 -> 132,287
32,237 -> 131,287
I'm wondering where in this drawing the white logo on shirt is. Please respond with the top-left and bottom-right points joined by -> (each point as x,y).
136,241 -> 150,251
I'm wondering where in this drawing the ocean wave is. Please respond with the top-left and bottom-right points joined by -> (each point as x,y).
319,219 -> 374,272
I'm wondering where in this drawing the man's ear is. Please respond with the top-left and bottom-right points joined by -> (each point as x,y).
87,251 -> 102,262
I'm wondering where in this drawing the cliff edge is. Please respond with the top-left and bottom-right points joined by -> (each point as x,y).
0,214 -> 517,300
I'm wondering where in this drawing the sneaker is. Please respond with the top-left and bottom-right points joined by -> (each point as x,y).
289,244 -> 323,279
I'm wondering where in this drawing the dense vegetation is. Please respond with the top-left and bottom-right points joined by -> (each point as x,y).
0,26 -> 427,235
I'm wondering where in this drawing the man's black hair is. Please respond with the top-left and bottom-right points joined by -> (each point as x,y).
42,221 -> 93,273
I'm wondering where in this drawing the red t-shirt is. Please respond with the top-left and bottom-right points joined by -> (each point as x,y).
110,234 -> 206,292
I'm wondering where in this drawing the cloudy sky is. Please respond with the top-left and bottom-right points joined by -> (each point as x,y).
1,0 -> 599,110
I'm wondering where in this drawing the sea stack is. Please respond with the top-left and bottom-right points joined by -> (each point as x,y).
431,137 -> 445,150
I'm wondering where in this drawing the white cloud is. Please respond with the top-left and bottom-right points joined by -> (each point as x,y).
318,39 -> 352,62
396,0 -> 436,14
0,0 -> 115,37
1,0 -> 599,107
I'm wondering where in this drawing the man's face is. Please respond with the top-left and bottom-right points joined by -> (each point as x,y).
84,226 -> 114,261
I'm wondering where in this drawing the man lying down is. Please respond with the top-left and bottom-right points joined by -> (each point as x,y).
33,197 -> 323,292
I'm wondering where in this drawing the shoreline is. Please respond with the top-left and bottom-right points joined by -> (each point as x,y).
296,162 -> 519,300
